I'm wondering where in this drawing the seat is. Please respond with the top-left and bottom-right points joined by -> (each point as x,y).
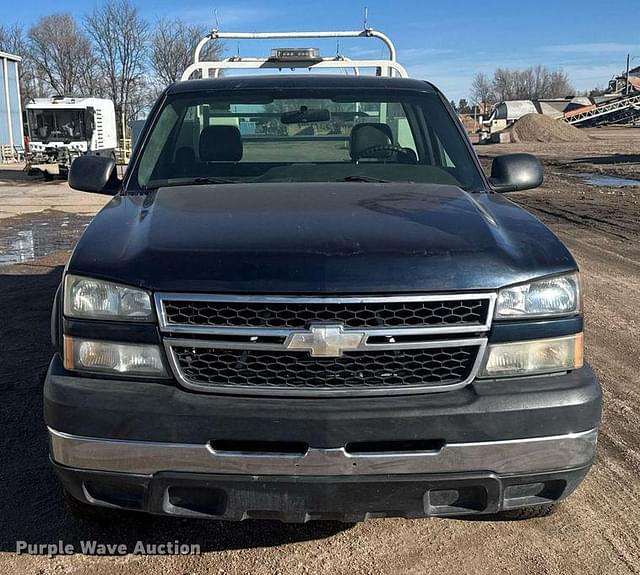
349,123 -> 393,161
199,125 -> 243,162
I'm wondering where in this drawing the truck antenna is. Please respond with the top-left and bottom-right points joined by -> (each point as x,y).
213,8 -> 220,32
363,6 -> 369,30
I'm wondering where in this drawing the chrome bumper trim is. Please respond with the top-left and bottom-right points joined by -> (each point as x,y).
49,428 -> 597,477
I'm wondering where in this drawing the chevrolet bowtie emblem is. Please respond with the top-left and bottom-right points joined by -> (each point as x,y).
286,324 -> 365,357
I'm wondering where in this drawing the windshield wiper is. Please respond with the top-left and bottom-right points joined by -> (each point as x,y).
189,177 -> 236,185
144,176 -> 237,190
334,175 -> 390,183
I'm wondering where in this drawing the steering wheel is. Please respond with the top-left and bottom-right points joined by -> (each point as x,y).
354,144 -> 417,164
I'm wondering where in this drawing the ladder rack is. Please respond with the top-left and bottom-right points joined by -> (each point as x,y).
181,28 -> 408,81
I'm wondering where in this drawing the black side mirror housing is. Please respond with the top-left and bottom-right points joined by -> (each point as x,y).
489,153 -> 543,193
68,155 -> 120,195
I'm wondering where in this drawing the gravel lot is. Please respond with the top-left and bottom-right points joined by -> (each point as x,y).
1,127 -> 639,574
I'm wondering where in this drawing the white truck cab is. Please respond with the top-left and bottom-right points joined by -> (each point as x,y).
26,96 -> 117,178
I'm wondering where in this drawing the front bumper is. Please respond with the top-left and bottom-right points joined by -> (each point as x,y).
45,355 -> 601,521
50,427 -> 597,477
54,462 -> 592,522
44,355 -> 601,445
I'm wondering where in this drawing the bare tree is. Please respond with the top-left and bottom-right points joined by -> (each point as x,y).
0,23 -> 24,54
582,85 -> 606,98
28,14 -> 94,96
548,70 -> 573,98
150,18 -> 222,88
470,72 -> 495,114
489,66 -> 573,101
85,0 -> 150,137
0,22 -> 46,102
492,68 -> 515,101
75,52 -> 108,98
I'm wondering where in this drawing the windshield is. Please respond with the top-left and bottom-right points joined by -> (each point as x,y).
27,108 -> 89,143
131,88 -> 485,191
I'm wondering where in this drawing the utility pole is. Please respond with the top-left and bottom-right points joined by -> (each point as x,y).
626,53 -> 630,95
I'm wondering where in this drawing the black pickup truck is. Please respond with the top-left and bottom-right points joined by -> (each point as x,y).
45,75 -> 601,522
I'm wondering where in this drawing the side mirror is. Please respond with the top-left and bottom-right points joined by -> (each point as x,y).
68,155 -> 119,195
489,153 -> 543,193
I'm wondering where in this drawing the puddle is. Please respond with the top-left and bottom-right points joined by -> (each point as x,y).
0,212 -> 93,265
577,173 -> 640,188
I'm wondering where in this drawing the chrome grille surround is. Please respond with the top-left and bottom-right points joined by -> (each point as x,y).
156,293 -> 497,336
156,293 -> 496,397
161,296 -> 491,330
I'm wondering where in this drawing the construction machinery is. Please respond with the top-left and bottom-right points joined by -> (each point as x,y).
563,67 -> 640,126
563,92 -> 640,126
25,96 -> 117,179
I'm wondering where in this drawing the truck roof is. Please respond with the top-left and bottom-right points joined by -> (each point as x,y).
26,97 -> 114,109
168,74 -> 437,95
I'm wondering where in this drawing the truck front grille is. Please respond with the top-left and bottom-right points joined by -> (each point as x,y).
171,345 -> 480,392
162,298 -> 490,329
156,293 -> 495,396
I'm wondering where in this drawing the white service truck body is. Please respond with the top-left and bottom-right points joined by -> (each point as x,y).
26,97 -> 117,177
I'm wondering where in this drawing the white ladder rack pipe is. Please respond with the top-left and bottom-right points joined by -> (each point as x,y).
183,28 -> 406,80
182,57 -> 408,81
194,29 -> 397,63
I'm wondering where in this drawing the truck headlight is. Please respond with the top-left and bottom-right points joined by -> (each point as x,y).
495,273 -> 580,319
64,275 -> 153,321
479,334 -> 583,378
64,336 -> 168,377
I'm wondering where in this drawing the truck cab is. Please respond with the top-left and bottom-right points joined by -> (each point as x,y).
26,96 -> 117,178
45,29 -> 600,522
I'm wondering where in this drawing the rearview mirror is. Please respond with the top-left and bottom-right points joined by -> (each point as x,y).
490,153 -> 543,193
68,155 -> 120,195
281,108 -> 331,124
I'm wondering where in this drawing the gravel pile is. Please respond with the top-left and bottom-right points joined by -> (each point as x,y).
506,113 -> 591,143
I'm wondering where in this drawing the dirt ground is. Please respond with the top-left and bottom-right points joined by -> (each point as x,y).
0,126 -> 639,574
0,165 -> 107,220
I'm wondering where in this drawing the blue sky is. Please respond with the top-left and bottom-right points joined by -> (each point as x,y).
4,0 -> 640,100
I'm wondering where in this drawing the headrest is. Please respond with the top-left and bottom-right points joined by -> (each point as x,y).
199,125 -> 243,162
349,123 -> 393,160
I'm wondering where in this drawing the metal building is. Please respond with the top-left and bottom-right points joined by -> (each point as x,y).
0,51 -> 24,153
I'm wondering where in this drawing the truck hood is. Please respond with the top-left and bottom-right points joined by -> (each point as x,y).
68,183 -> 576,293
